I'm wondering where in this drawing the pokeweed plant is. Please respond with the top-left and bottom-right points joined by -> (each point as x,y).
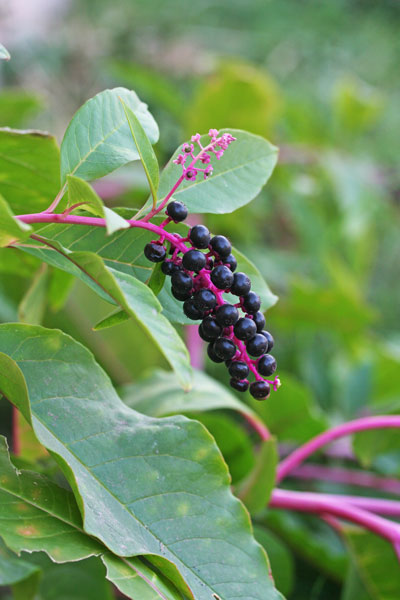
0,80 -> 399,600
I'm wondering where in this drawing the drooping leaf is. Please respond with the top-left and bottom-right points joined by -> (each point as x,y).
0,537 -> 40,587
156,129 -> 278,215
60,88 -> 159,184
67,175 -> 130,235
121,100 -> 159,207
0,324 -> 280,600
0,44 -> 10,61
18,265 -> 48,324
0,194 -> 32,246
0,129 -> 60,214
147,262 -> 166,297
238,438 -> 278,513
47,269 -> 75,312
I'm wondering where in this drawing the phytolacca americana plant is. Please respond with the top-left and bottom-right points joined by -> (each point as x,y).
142,130 -> 280,401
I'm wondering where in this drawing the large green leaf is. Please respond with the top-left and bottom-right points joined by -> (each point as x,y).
155,129 -> 278,215
0,537 -> 40,587
0,129 -> 60,214
60,88 -> 159,184
253,526 -> 294,598
0,194 -> 31,247
0,324 -> 280,600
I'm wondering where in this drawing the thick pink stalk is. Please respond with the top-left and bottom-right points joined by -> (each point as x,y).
185,325 -> 205,370
277,416 -> 400,483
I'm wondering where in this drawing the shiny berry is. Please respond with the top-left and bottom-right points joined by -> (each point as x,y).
250,380 -> 271,400
242,291 -> 261,314
223,253 -> 237,272
215,304 -> 239,327
213,337 -> 237,360
228,361 -> 249,380
166,200 -> 188,222
144,243 -> 166,263
260,330 -> 274,352
230,378 -> 249,393
193,289 -> 217,311
253,311 -> 266,332
171,287 -> 192,301
183,298 -> 203,320
161,261 -> 180,276
189,225 -> 211,249
231,272 -> 251,296
246,333 -> 268,357
258,354 -> 277,376
201,315 -> 222,339
171,270 -> 193,293
207,342 -> 224,363
182,249 -> 206,272
233,317 -> 257,341
210,265 -> 234,290
210,235 -> 231,258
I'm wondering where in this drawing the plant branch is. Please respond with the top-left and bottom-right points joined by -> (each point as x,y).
43,183 -> 67,213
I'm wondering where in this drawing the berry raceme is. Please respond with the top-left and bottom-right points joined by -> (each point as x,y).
142,129 -> 280,400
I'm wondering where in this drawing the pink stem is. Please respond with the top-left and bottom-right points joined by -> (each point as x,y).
289,464 -> 400,495
242,413 -> 271,441
277,416 -> 400,483
185,325 -> 205,370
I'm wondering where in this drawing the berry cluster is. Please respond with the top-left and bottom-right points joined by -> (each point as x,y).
143,198 -> 280,401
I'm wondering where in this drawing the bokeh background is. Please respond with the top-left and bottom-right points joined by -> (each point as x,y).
1,1 -> 400,598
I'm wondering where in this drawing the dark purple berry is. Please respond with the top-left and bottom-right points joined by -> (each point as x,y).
182,249 -> 206,272
207,342 -> 224,363
215,304 -> 239,327
199,323 -> 216,342
253,311 -> 266,332
144,243 -> 166,263
233,317 -> 257,341
258,354 -> 277,377
171,287 -> 192,301
242,291 -> 261,314
193,289 -> 217,312
166,200 -> 188,222
223,253 -> 237,272
246,333 -> 268,357
228,360 -> 249,380
210,235 -> 232,258
161,260 -> 180,276
231,272 -> 251,296
189,225 -> 211,249
171,270 -> 193,293
230,378 -> 249,393
250,380 -> 271,400
260,330 -> 274,352
213,337 -> 237,360
183,298 -> 204,320
210,265 -> 234,290
201,315 -> 222,339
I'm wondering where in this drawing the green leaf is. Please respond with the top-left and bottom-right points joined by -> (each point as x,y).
0,91 -> 42,128
0,43 -> 10,61
18,265 -> 48,325
0,128 -> 60,214
0,324 -> 280,600
253,526 -> 294,597
94,309 -> 130,331
67,176 -> 130,235
156,129 -> 278,215
0,537 -> 40,587
238,438 -> 278,513
121,100 -> 159,208
148,262 -> 166,297
47,269 -> 75,312
60,88 -> 159,184
0,194 -> 31,246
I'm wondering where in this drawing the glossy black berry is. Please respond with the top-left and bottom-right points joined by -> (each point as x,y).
171,287 -> 192,301
182,249 -> 206,272
233,317 -> 257,341
166,200 -> 188,222
250,380 -> 271,400
144,243 -> 166,263
189,225 -> 211,249
230,378 -> 249,393
199,323 -> 216,342
193,289 -> 217,312
253,311 -> 266,332
260,330 -> 274,352
201,315 -> 222,339
242,291 -> 261,314
215,304 -> 239,327
161,260 -> 180,276
213,337 -> 237,360
258,354 -> 277,376
231,272 -> 251,296
246,333 -> 268,357
183,298 -> 204,320
210,235 -> 232,258
171,270 -> 193,293
207,342 -> 224,363
210,265 -> 234,290
223,253 -> 237,272
228,360 -> 249,380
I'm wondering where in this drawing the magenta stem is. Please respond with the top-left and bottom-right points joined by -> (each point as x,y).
277,416 -> 400,483
185,325 -> 205,370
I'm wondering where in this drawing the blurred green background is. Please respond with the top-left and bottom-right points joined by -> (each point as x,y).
0,0 -> 399,598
